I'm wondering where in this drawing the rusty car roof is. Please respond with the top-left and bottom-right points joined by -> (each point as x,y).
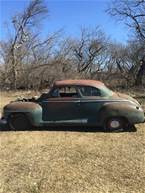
54,79 -> 105,88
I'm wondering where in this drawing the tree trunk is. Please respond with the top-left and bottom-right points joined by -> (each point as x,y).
135,60 -> 145,86
11,51 -> 17,90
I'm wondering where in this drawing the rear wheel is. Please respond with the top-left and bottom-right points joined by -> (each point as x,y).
8,113 -> 31,130
104,117 -> 127,132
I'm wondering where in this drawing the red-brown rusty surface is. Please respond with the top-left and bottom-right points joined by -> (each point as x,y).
54,79 -> 104,88
112,92 -> 139,106
4,102 -> 40,110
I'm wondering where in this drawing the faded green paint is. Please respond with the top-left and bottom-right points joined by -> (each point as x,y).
98,101 -> 144,125
2,80 -> 145,128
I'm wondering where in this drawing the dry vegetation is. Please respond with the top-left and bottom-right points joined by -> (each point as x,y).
0,90 -> 145,193
0,1 -> 145,192
0,0 -> 145,91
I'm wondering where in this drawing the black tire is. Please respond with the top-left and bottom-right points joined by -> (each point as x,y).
104,117 -> 127,132
8,113 -> 31,130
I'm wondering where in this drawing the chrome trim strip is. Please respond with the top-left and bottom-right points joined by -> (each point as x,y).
43,99 -> 130,103
43,100 -> 80,103
43,119 -> 88,124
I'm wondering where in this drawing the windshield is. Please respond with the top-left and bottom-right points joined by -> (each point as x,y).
100,85 -> 113,97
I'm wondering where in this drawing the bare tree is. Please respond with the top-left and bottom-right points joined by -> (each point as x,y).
107,0 -> 145,41
128,40 -> 145,85
107,0 -> 145,86
2,0 -> 48,89
71,28 -> 107,76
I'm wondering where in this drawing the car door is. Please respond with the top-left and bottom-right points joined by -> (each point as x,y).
41,86 -> 82,124
78,86 -> 106,125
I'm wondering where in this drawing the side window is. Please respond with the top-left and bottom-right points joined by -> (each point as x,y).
51,88 -> 60,97
79,86 -> 101,97
51,86 -> 79,98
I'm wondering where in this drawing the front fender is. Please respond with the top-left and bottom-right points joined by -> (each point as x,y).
98,102 -> 144,125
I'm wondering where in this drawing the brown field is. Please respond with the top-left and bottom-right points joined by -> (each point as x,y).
0,90 -> 145,193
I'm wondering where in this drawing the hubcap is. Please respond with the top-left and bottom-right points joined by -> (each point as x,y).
110,120 -> 120,128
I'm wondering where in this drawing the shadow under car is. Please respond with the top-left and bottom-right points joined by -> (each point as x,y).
0,119 -> 137,132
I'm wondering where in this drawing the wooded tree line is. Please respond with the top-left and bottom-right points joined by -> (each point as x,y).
0,0 -> 145,90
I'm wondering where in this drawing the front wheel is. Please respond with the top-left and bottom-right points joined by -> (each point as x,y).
104,117 -> 127,132
8,113 -> 31,130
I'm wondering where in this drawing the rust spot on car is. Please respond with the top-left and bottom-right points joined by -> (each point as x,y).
4,102 -> 41,111
54,79 -> 104,88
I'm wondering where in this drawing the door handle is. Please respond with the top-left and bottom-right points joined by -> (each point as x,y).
75,101 -> 81,106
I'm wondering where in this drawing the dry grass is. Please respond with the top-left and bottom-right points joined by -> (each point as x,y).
0,90 -> 145,193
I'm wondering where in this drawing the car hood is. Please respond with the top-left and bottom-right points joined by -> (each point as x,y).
112,92 -> 140,106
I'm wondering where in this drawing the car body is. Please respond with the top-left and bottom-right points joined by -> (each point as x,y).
1,79 -> 145,131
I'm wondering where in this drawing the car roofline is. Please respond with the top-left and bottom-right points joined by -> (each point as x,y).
53,79 -> 105,88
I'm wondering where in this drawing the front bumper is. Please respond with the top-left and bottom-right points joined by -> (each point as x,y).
0,112 -> 7,124
0,117 -> 7,124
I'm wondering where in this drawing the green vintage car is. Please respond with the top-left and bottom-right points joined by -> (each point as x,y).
1,80 -> 145,131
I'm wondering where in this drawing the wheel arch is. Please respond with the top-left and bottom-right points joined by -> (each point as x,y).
8,112 -> 32,125
5,104 -> 43,126
97,102 -> 133,125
